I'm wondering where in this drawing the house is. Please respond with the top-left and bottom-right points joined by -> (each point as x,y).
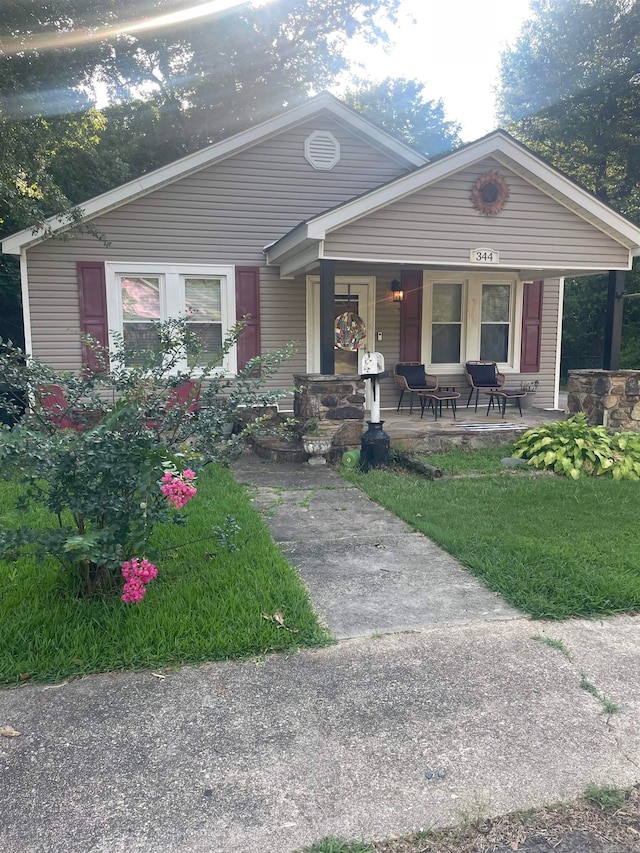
4,91 -> 640,415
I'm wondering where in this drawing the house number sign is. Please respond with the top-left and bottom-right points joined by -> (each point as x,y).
470,247 -> 499,264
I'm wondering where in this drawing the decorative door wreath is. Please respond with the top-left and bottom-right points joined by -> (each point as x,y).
471,170 -> 510,215
334,311 -> 367,351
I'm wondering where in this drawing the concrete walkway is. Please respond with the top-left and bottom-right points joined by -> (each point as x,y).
1,453 -> 639,853
232,454 -> 519,637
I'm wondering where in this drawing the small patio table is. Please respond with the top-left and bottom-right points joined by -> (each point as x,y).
419,389 -> 460,420
485,388 -> 526,417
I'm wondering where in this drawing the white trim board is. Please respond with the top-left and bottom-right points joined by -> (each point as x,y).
554,278 -> 565,411
20,249 -> 33,357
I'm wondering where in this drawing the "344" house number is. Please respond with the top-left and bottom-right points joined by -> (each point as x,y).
470,248 -> 500,264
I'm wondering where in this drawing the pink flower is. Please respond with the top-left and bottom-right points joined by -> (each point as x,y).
160,470 -> 197,510
122,577 -> 147,603
121,557 -> 158,603
161,471 -> 173,483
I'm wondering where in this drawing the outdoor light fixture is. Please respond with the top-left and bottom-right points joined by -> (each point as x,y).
390,279 -> 403,302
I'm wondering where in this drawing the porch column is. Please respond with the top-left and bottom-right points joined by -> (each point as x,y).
319,259 -> 335,375
603,269 -> 625,370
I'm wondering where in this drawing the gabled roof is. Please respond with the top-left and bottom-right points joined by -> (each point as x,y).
266,129 -> 640,276
2,92 -> 428,256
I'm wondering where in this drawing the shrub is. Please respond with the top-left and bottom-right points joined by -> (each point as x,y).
0,319 -> 293,598
513,412 -> 640,480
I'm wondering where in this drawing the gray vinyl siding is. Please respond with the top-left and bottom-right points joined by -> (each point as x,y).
25,112 -> 410,378
323,157 -> 629,269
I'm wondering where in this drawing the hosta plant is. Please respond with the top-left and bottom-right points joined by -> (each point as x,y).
512,412 -> 640,480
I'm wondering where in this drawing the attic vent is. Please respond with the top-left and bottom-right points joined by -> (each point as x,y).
304,130 -> 340,170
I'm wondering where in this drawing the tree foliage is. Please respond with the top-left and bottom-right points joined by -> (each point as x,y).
0,0 -> 403,239
498,0 -> 640,219
498,0 -> 640,371
343,77 -> 462,156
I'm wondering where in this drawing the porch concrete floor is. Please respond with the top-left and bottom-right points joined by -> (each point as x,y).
376,400 -> 567,452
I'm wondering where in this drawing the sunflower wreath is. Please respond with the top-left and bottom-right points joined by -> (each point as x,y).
470,170 -> 510,215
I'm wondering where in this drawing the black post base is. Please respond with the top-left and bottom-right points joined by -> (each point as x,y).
360,420 -> 390,471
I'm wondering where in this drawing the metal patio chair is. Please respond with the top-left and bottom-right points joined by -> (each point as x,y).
464,361 -> 505,412
394,362 -> 438,414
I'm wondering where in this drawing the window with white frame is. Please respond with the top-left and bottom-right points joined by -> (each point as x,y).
106,263 -> 236,372
423,273 -> 521,370
431,282 -> 463,364
480,283 -> 511,362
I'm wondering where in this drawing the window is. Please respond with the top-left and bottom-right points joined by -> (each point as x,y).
184,277 -> 223,368
431,283 -> 462,364
480,284 -> 511,362
423,273 -> 522,371
121,275 -> 161,364
106,263 -> 236,373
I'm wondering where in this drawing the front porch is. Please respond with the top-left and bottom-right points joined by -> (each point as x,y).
253,397 -> 566,462
374,399 -> 566,454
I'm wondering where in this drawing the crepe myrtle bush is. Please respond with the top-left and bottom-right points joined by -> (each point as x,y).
0,319 -> 294,597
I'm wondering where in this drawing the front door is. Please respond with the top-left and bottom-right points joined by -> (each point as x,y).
333,284 -> 370,375
306,276 -> 376,374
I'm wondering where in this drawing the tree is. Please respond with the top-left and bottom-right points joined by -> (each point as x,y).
0,1 -> 403,343
497,0 -> 640,371
1,1 -> 403,191
94,0 -> 401,149
343,77 -> 462,156
498,0 -> 640,220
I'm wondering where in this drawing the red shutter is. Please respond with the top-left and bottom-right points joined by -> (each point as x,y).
235,266 -> 261,371
399,270 -> 423,362
520,280 -> 543,373
77,262 -> 109,371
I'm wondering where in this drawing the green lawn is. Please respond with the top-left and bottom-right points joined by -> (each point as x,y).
0,465 -> 330,685
344,450 -> 640,619
419,443 -> 517,475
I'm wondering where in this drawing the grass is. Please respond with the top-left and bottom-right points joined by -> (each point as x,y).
342,448 -> 640,619
298,840 -> 373,853
0,465 -> 331,685
297,785 -> 640,852
579,674 -> 621,714
532,635 -> 572,658
584,783 -> 626,810
420,444 -> 518,475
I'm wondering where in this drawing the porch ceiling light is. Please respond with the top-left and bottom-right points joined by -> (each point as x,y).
390,279 -> 404,302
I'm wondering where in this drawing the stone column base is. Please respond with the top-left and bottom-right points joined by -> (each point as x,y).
567,369 -> 640,430
294,374 -> 365,459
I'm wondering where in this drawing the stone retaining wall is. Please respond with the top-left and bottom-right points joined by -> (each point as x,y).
293,374 -> 365,457
392,428 -> 530,454
567,369 -> 640,430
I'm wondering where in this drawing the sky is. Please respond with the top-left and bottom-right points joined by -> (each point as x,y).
339,0 -> 533,142
7,0 -> 533,141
